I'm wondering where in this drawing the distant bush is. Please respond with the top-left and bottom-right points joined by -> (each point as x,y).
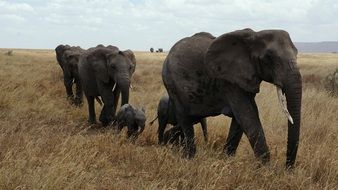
155,48 -> 163,53
6,50 -> 13,56
323,68 -> 338,96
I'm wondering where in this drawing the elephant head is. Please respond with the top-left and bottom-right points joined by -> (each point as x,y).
63,49 -> 82,76
55,44 -> 71,67
88,48 -> 136,105
205,29 -> 302,167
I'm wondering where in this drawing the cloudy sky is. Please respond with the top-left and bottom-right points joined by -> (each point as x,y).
1,0 -> 337,50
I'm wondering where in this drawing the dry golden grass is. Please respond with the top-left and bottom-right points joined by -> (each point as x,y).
0,49 -> 337,189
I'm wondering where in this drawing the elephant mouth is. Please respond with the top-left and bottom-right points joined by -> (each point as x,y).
276,86 -> 294,124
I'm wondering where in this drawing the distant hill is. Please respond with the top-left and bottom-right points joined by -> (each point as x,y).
295,42 -> 338,53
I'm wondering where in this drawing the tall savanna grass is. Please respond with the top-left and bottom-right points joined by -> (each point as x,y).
0,49 -> 337,189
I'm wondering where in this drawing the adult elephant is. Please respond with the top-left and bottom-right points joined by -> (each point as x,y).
79,46 -> 136,126
55,45 -> 85,106
162,29 -> 302,168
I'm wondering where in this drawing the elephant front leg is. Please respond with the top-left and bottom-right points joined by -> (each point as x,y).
227,87 -> 270,164
86,96 -> 96,124
64,75 -> 74,101
224,118 -> 243,156
73,77 -> 83,106
98,85 -> 114,126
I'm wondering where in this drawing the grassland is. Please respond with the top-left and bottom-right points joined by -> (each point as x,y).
0,49 -> 337,189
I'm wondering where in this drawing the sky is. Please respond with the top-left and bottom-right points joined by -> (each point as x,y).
0,0 -> 337,50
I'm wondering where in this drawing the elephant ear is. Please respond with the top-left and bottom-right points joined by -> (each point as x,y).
123,50 -> 136,73
55,44 -> 70,65
205,29 -> 261,93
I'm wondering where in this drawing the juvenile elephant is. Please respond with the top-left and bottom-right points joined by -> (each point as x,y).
55,45 -> 85,106
114,104 -> 146,139
150,95 -> 208,145
79,46 -> 136,126
162,30 -> 302,168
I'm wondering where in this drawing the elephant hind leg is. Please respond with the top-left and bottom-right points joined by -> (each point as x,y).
179,118 -> 196,159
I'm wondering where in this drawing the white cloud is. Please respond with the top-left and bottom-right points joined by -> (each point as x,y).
0,0 -> 337,50
0,0 -> 35,13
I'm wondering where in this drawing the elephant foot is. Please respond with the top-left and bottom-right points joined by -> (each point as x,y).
163,127 -> 183,146
182,144 -> 196,159
127,129 -> 138,139
224,145 -> 237,157
88,119 -> 97,125
73,98 -> 83,107
67,97 -> 75,105
258,151 -> 270,165
99,115 -> 112,127
101,121 -> 111,127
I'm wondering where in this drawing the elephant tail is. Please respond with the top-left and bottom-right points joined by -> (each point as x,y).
149,115 -> 158,126
95,96 -> 103,106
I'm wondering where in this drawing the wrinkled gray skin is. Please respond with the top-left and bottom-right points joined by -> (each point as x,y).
55,45 -> 85,106
162,29 -> 302,168
114,104 -> 146,139
150,95 -> 208,145
79,46 -> 136,126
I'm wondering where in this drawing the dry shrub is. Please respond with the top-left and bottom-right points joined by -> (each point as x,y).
323,68 -> 338,96
0,51 -> 337,189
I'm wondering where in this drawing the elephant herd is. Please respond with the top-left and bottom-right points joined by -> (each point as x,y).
55,28 -> 302,168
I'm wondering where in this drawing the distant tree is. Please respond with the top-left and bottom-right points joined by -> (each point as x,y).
158,48 -> 163,53
150,47 -> 154,53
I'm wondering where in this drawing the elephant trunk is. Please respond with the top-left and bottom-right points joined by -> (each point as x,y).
118,79 -> 130,106
284,72 -> 302,168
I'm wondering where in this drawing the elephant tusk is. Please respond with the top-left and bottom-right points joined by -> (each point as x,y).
276,86 -> 294,124
130,84 -> 134,90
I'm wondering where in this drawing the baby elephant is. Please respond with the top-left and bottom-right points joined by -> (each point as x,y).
114,104 -> 146,139
150,95 -> 208,145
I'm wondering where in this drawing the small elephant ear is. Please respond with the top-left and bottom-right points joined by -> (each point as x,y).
205,29 -> 261,93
